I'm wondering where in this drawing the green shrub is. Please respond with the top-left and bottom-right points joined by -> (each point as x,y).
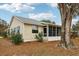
11,33 -> 23,45
35,32 -> 43,42
0,32 -> 7,38
3,32 -> 7,38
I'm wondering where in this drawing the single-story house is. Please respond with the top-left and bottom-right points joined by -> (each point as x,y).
10,16 -> 61,42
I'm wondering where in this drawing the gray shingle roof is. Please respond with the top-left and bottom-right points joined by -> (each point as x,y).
15,16 -> 43,26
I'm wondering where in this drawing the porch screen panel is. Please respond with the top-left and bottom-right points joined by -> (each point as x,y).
53,26 -> 56,36
49,26 -> 53,36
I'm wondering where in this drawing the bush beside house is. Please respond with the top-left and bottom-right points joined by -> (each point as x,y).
35,32 -> 44,42
11,33 -> 23,45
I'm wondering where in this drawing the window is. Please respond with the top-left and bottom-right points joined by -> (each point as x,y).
16,26 -> 20,33
32,25 -> 38,33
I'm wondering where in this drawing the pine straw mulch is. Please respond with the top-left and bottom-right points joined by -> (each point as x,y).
0,38 -> 79,56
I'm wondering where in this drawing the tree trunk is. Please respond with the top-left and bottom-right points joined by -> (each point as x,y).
59,16 -> 74,49
59,4 -> 74,49
65,16 -> 73,48
60,17 -> 67,48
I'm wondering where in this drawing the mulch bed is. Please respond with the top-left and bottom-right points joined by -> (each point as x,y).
0,38 -> 79,56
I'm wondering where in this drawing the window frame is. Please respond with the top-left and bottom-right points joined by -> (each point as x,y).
32,25 -> 38,33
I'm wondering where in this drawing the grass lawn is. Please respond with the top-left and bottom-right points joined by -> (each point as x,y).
0,38 -> 79,56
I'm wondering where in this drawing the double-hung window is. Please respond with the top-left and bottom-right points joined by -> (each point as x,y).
32,25 -> 38,33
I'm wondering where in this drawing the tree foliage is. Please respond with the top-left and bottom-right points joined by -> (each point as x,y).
41,19 -> 56,24
72,20 -> 79,37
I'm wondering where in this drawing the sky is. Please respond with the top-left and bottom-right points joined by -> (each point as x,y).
0,3 -> 78,25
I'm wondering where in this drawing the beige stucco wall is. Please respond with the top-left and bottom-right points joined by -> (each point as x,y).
23,24 -> 43,42
10,17 -> 24,39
